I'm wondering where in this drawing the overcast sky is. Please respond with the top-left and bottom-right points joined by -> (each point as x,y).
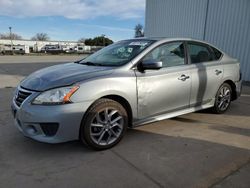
0,0 -> 145,41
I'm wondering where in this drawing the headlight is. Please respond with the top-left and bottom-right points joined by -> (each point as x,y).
32,86 -> 79,105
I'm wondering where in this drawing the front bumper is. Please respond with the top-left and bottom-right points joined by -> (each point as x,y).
11,88 -> 92,143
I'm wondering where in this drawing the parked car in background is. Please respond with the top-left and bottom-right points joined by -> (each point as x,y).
12,45 -> 30,54
11,38 -> 241,150
0,44 -> 6,55
42,44 -> 63,54
75,46 -> 91,53
0,44 -> 29,55
64,45 -> 76,53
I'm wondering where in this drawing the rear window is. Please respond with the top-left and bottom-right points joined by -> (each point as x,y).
187,43 -> 214,63
211,47 -> 222,60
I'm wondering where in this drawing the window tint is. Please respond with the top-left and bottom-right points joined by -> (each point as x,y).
211,47 -> 222,60
143,42 -> 185,67
187,43 -> 214,63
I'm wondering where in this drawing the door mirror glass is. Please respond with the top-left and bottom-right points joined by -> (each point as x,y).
141,59 -> 162,70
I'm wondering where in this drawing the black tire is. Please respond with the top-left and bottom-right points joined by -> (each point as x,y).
80,98 -> 128,150
212,83 -> 232,114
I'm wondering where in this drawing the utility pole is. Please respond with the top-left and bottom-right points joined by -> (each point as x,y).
9,27 -> 13,54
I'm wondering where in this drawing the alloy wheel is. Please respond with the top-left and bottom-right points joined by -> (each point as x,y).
217,86 -> 231,111
90,108 -> 124,146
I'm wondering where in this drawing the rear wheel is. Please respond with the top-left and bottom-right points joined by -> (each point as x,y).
212,83 -> 232,114
80,98 -> 128,150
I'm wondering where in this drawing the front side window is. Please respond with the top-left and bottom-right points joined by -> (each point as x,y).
187,43 -> 214,63
79,40 -> 155,66
143,42 -> 185,67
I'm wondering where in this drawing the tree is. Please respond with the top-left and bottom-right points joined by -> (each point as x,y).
31,33 -> 50,41
0,33 -> 22,40
84,38 -> 94,46
78,38 -> 86,43
134,24 -> 144,38
84,36 -> 113,46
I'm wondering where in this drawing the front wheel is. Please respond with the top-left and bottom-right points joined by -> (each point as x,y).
80,98 -> 128,150
212,83 -> 232,114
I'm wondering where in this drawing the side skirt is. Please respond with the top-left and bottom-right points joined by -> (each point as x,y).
132,102 -> 214,127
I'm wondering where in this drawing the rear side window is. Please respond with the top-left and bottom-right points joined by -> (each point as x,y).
187,43 -> 214,63
211,47 -> 222,60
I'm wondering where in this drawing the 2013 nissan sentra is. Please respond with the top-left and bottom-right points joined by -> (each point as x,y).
11,38 -> 242,150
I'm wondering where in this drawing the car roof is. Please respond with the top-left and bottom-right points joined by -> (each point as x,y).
124,37 -> 225,53
131,37 -> 210,44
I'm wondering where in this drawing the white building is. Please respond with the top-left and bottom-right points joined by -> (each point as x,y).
0,39 -> 84,52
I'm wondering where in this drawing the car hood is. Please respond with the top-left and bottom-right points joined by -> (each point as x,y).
20,62 -> 114,91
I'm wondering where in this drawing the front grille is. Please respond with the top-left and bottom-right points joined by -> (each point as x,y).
15,88 -> 32,107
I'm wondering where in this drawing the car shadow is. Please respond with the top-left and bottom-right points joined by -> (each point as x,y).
209,125 -> 250,137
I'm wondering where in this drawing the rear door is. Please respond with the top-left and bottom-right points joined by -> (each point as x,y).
135,41 -> 191,119
186,42 -> 223,107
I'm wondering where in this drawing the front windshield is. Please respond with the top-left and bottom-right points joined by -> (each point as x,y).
79,39 -> 155,66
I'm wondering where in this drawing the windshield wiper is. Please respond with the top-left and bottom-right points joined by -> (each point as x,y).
80,61 -> 110,66
80,61 -> 98,66
74,60 -> 81,64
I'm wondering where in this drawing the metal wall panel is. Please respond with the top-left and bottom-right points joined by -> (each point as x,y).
145,0 -> 250,81
145,0 -> 208,39
205,0 -> 250,81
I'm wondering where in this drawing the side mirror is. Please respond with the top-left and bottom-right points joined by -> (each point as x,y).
141,59 -> 162,70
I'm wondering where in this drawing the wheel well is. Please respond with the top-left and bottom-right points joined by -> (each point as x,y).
79,95 -> 133,139
101,95 -> 133,128
224,80 -> 237,101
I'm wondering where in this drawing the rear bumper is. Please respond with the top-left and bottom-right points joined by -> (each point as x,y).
235,80 -> 242,99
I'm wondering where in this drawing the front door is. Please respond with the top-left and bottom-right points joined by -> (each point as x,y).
135,41 -> 191,119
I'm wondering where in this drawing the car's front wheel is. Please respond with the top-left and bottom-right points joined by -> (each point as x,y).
80,98 -> 128,150
212,83 -> 232,114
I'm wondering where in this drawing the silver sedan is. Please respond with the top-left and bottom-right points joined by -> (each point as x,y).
11,38 -> 242,150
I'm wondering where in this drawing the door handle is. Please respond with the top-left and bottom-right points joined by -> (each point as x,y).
178,74 -> 190,81
215,70 -> 222,75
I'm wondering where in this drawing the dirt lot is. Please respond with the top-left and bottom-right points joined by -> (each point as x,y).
0,56 -> 249,188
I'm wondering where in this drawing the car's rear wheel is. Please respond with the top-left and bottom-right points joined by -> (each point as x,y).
212,83 -> 232,114
80,98 -> 128,150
